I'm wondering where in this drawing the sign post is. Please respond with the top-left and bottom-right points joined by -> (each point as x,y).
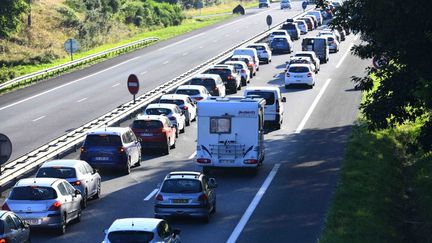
302,1 -> 308,11
127,74 -> 140,104
0,134 -> 12,175
266,15 -> 272,30
64,38 -> 80,61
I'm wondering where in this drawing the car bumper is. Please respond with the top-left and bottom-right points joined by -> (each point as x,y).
17,213 -> 62,228
141,141 -> 167,149
155,205 -> 209,218
285,77 -> 314,86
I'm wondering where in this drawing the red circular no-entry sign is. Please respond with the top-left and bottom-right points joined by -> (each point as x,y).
127,74 -> 140,95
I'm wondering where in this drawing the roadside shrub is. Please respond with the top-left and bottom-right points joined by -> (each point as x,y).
0,66 -> 17,83
57,6 -> 81,28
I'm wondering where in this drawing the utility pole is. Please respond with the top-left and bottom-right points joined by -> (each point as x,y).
28,0 -> 32,26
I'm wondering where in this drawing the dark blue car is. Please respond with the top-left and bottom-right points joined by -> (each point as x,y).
270,36 -> 293,54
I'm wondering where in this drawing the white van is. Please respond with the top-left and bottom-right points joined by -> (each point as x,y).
232,48 -> 260,71
243,86 -> 286,129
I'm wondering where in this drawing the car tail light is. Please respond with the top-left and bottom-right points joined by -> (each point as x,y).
195,97 -> 203,101
248,63 -> 253,67
48,201 -> 62,211
263,50 -> 267,54
72,180 -> 82,186
118,147 -> 125,153
155,194 -> 163,201
227,75 -> 233,80
1,203 -> 10,211
198,193 -> 208,205
241,69 -> 246,73
286,72 -> 290,77
181,106 -> 188,110
196,158 -> 211,164
244,159 -> 258,164
307,72 -> 312,77
169,116 -> 176,121
0,238 -> 6,243
80,147 -> 86,153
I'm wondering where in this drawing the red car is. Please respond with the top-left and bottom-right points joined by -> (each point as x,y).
131,115 -> 177,155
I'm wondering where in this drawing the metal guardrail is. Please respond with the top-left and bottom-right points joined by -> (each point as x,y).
0,37 -> 159,91
0,9 -> 313,190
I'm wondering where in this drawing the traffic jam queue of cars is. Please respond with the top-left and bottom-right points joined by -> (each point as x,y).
0,7 -> 347,242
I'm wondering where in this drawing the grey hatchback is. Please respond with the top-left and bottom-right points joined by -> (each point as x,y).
154,171 -> 217,222
2,178 -> 83,235
0,210 -> 30,243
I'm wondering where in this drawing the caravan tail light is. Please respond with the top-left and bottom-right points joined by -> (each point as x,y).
244,159 -> 258,164
196,158 -> 211,164
307,72 -> 312,77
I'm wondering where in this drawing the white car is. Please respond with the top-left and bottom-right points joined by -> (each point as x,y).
144,103 -> 186,134
102,218 -> 181,243
159,94 -> 197,126
225,60 -> 251,85
247,43 -> 272,64
268,30 -> 290,44
294,51 -> 321,72
175,85 -> 211,102
318,34 -> 340,53
285,64 -> 316,88
320,29 -> 341,42
230,55 -> 257,77
294,20 -> 308,34
285,56 -> 317,74
280,0 -> 291,9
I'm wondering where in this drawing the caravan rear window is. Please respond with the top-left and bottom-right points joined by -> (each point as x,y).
210,117 -> 231,134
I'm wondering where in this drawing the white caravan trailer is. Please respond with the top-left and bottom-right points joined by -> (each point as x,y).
196,96 -> 266,173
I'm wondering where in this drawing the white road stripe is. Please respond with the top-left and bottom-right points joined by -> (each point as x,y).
295,78 -> 332,133
163,61 -> 169,65
143,189 -> 159,201
199,46 -> 203,49
157,32 -> 206,51
336,43 -> 354,69
215,18 -> 244,30
77,98 -> 87,103
140,71 -> 148,75
226,163 -> 281,243
112,83 -> 120,88
188,151 -> 197,159
182,52 -> 189,56
32,116 -> 45,122
0,56 -> 141,112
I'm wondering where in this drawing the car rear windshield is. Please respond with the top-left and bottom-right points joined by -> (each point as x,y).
108,231 -> 154,243
161,179 -> 202,193
246,91 -> 275,105
159,99 -> 184,106
84,135 -> 122,147
282,24 -> 296,30
132,120 -> 163,129
205,69 -> 231,78
189,78 -> 216,88
273,38 -> 287,43
289,66 -> 310,73
0,221 -> 4,234
249,45 -> 265,51
9,186 -> 57,200
36,167 -> 77,179
176,89 -> 200,96
145,108 -> 172,116
296,54 -> 312,59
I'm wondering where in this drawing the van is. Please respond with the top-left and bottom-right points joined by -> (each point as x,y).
243,86 -> 286,129
301,37 -> 329,63
306,10 -> 323,26
232,48 -> 260,71
188,74 -> 226,97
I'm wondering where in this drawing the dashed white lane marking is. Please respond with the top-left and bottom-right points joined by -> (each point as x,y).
112,83 -> 120,88
32,116 -> 45,122
157,32 -> 206,51
182,52 -> 189,56
295,78 -> 332,133
226,163 -> 281,243
336,43 -> 354,69
0,56 -> 141,112
140,71 -> 148,75
188,151 -> 197,160
77,98 -> 87,103
163,61 -> 169,65
199,46 -> 203,49
144,189 -> 159,201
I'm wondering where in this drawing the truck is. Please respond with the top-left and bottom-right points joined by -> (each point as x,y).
195,96 -> 266,173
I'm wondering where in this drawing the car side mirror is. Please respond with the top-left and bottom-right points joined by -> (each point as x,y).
75,189 -> 81,197
208,178 -> 218,189
23,222 -> 30,228
172,228 -> 181,236
157,183 -> 162,188
281,97 -> 287,103
104,229 -> 108,234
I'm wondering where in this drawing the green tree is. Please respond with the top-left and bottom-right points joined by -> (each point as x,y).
0,0 -> 29,38
329,0 -> 432,150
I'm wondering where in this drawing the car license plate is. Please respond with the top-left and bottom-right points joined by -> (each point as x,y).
141,133 -> 153,137
294,75 -> 303,78
94,157 -> 109,161
172,199 -> 188,203
220,159 -> 234,163
24,219 -> 41,225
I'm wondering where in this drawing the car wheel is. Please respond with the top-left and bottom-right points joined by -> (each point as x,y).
94,181 -> 101,199
124,158 -> 131,175
74,207 -> 82,223
163,141 -> 170,155
212,200 -> 217,213
180,124 -> 185,133
203,166 -> 211,175
202,213 -> 210,223
81,190 -> 87,209
57,214 -> 66,235
275,121 -> 281,130
175,126 -> 179,138
170,138 -> 176,149
186,117 -> 191,126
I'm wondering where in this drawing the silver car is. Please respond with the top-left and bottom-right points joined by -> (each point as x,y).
154,171 -> 217,222
36,159 -> 102,208
2,178 -> 83,235
0,210 -> 30,242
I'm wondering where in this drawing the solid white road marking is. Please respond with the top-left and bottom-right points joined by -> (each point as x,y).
163,61 -> 169,65
144,189 -> 159,201
157,32 -> 206,51
336,43 -> 354,69
32,116 -> 45,122
188,151 -> 197,160
77,98 -> 87,103
0,56 -> 141,112
199,46 -> 203,49
226,163 -> 281,243
111,83 -> 120,88
182,52 -> 189,56
295,78 -> 332,133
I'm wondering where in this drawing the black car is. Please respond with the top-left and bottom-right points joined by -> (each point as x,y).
203,66 -> 241,94
0,210 -> 30,243
280,23 -> 300,40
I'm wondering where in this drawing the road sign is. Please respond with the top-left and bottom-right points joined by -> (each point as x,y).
0,134 -> 12,166
266,15 -> 272,29
372,55 -> 388,69
127,74 -> 140,95
64,38 -> 80,61
302,1 -> 308,11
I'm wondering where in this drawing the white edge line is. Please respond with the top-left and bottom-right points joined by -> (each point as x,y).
0,56 -> 141,112
226,163 -> 280,243
144,189 -> 159,201
163,61 -> 169,65
295,78 -> 332,133
188,151 -> 197,160
77,98 -> 87,103
32,116 -> 46,122
335,43 -> 354,68
158,32 -> 206,51
112,83 -> 120,88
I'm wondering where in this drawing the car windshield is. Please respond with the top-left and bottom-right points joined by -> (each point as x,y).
289,66 -> 310,73
205,69 -> 231,78
161,179 -> 202,193
231,58 -> 249,65
159,99 -> 184,106
176,89 -> 200,96
9,186 -> 57,200
246,91 -> 275,105
282,24 -> 296,30
145,108 -> 172,116
108,231 -> 154,243
84,135 -> 122,147
36,167 -> 76,179
132,120 -> 163,129
249,45 -> 265,51
189,78 -> 216,89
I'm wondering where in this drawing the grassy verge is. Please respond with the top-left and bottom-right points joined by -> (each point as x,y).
185,1 -> 257,17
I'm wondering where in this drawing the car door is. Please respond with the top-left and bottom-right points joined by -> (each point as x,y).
10,213 -> 30,243
186,97 -> 196,120
57,182 -> 75,221
80,164 -> 94,196
128,130 -> 140,163
62,182 -> 81,221
202,177 -> 215,210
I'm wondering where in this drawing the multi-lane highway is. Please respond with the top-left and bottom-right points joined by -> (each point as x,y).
0,2 -> 368,243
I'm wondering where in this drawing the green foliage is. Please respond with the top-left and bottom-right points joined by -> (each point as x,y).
57,6 -> 81,28
0,0 -> 29,39
330,0 -> 432,151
